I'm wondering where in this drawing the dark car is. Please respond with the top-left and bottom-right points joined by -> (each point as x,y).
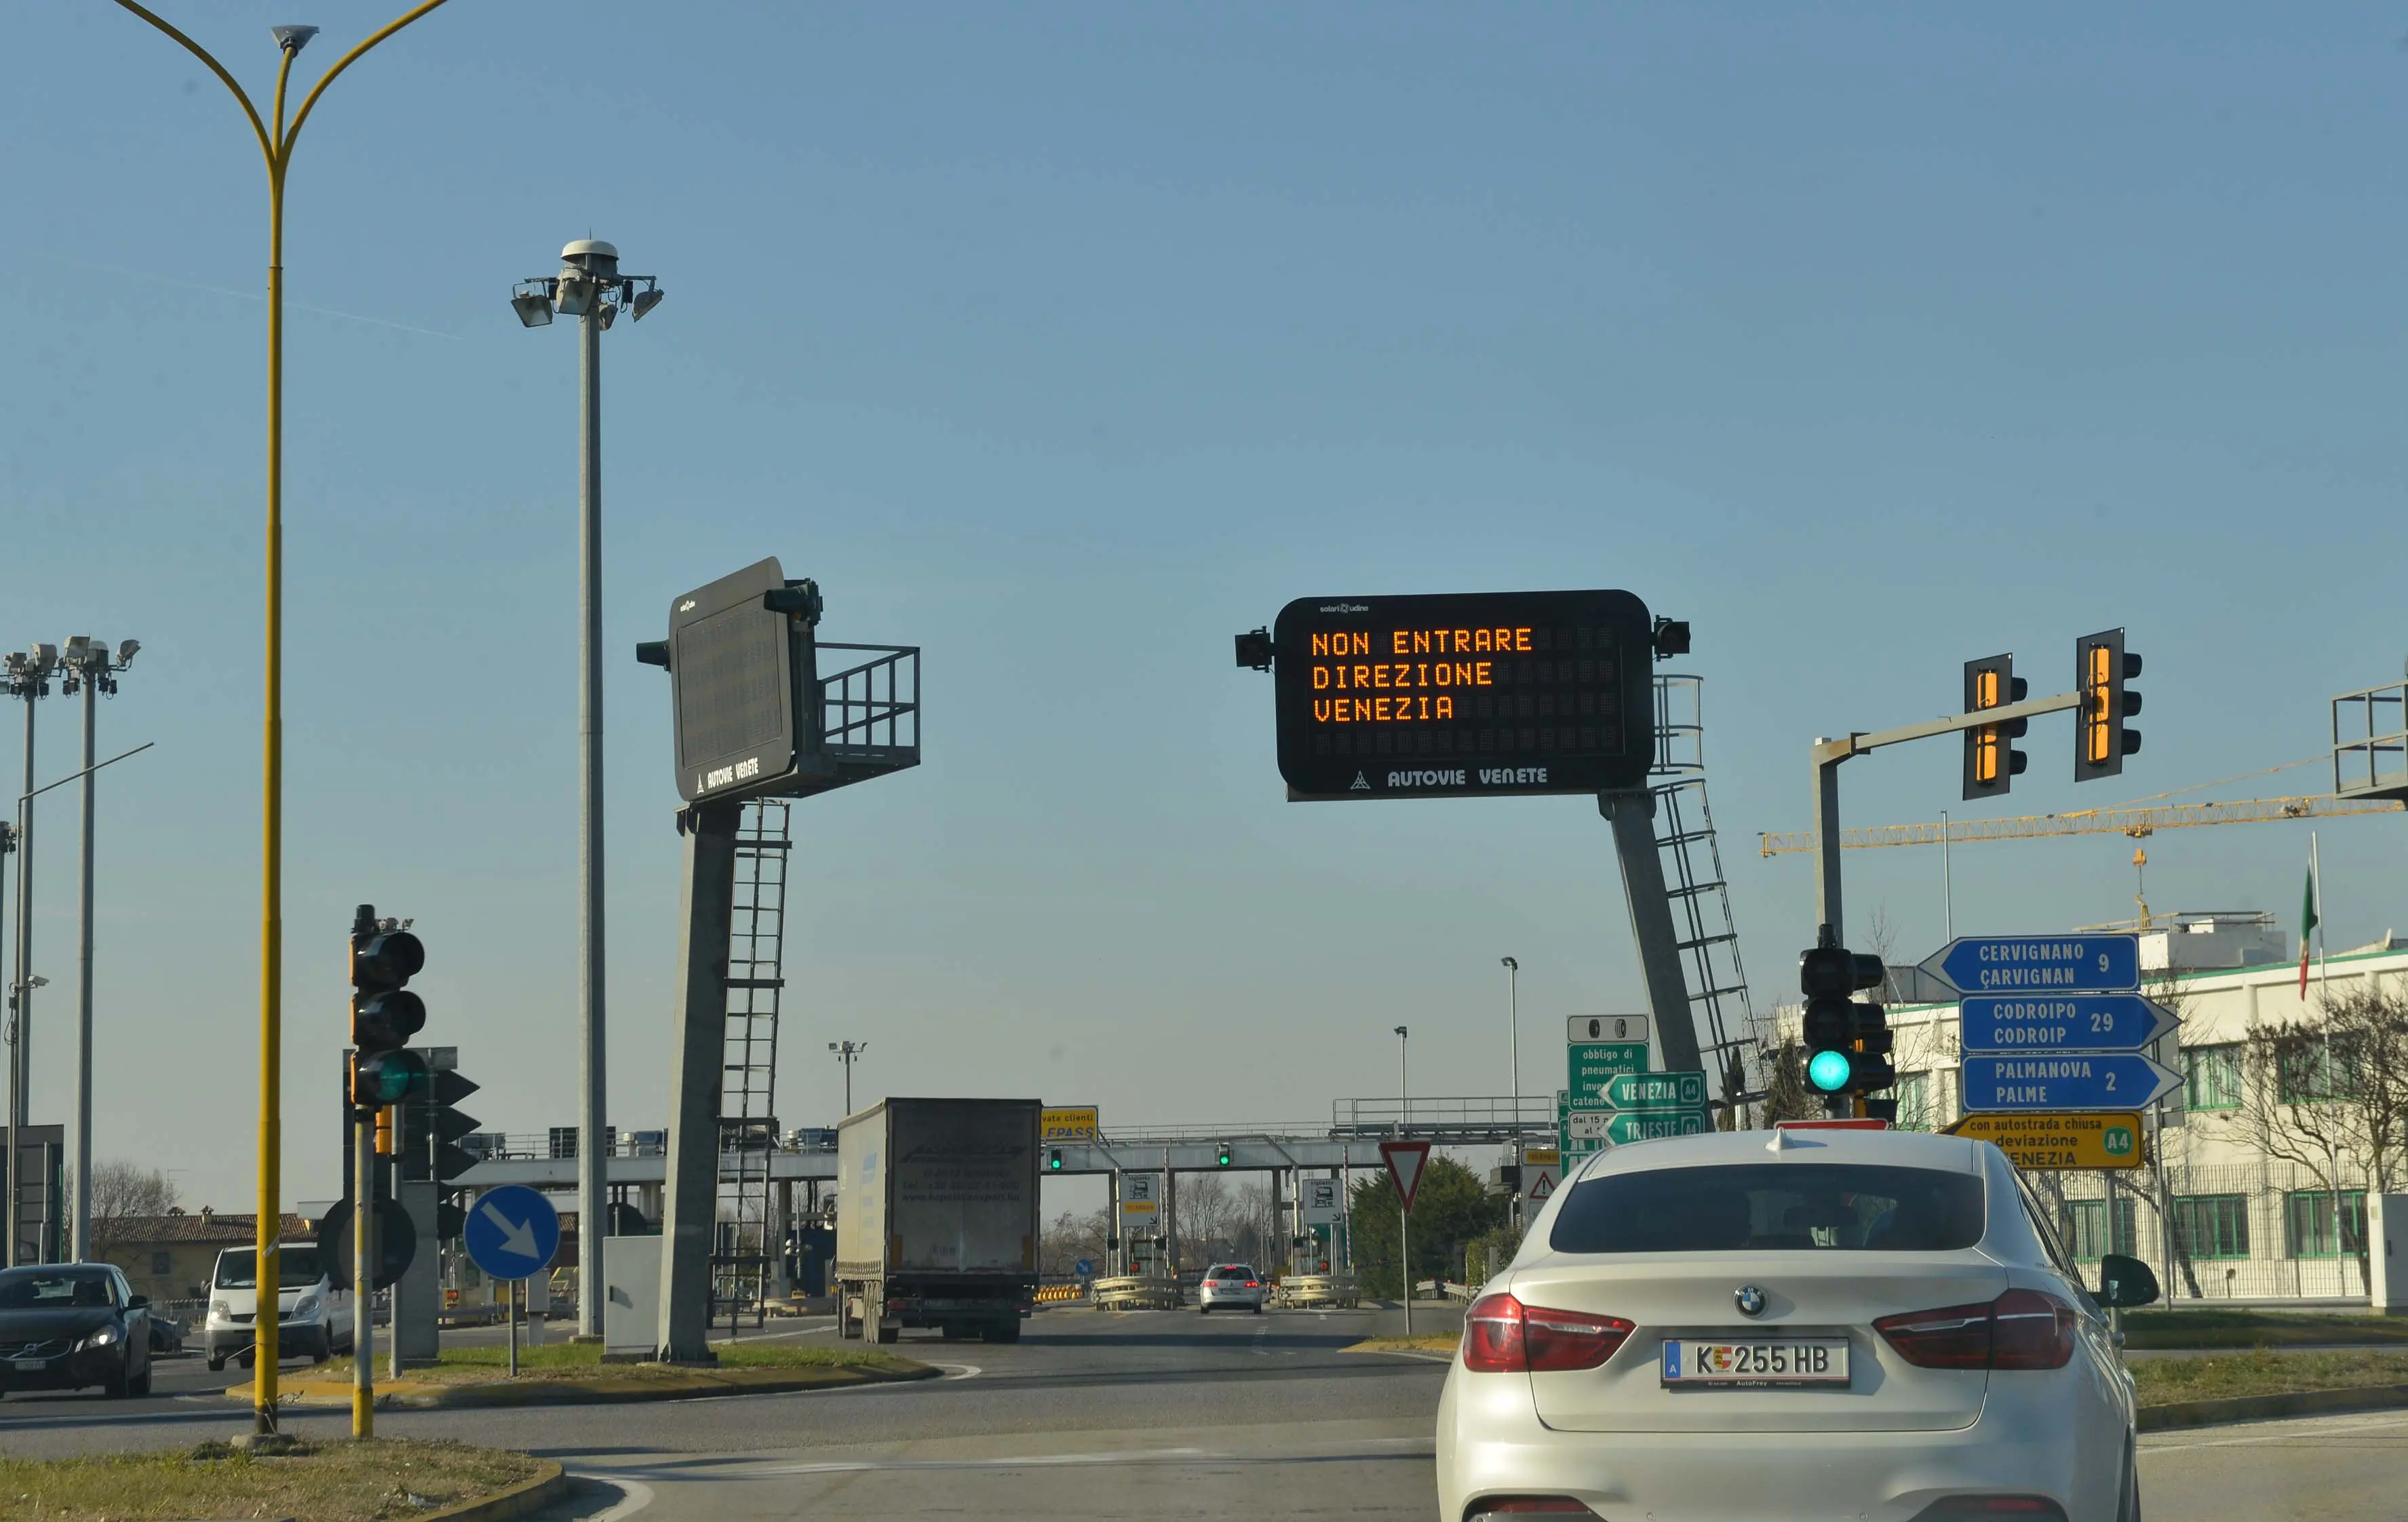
0,1264 -> 153,1399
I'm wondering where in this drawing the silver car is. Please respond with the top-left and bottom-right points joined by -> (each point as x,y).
1437,1128 -> 2155,1522
1198,1263 -> 1266,1314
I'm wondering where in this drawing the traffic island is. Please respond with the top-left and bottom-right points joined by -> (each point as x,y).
0,1437 -> 558,1521
227,1341 -> 937,1409
1344,1335 -> 1459,1356
2133,1348 -> 2408,1429
2123,1308 -> 2408,1350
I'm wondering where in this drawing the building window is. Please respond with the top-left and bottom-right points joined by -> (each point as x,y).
2276,1038 -> 2352,1104
2173,1194 -> 2251,1260
2067,1198 -> 2137,1260
150,1251 -> 172,1276
2285,1190 -> 2367,1258
2183,1045 -> 2242,1110
1895,1072 -> 1933,1131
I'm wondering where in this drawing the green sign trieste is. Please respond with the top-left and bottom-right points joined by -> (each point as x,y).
1568,1043 -> 1649,1099
1607,1109 -> 1709,1144
1604,1070 -> 1707,1110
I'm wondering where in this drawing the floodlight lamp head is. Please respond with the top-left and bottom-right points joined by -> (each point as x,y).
28,644 -> 57,677
511,287 -> 555,328
595,298 -> 618,331
629,286 -> 664,321
116,639 -> 139,667
270,24 -> 319,53
554,273 -> 597,318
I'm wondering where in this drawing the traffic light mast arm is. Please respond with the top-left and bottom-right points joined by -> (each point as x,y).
1810,690 -> 2083,943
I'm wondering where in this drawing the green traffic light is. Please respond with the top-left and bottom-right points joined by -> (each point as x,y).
1807,1049 -> 1853,1093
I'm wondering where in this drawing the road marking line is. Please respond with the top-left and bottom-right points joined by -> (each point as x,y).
737,1447 -> 1222,1476
575,1477 -> 655,1521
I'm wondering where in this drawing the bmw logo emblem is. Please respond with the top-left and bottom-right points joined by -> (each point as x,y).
1734,1285 -> 1768,1318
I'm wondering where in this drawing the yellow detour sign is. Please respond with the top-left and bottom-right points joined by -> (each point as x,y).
1042,1106 -> 1100,1142
1523,1148 -> 1561,1169
1945,1112 -> 2147,1170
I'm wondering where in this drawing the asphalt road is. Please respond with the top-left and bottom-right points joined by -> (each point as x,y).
3,1307 -> 2399,1521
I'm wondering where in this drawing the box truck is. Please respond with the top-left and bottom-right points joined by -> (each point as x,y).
835,1097 -> 1041,1344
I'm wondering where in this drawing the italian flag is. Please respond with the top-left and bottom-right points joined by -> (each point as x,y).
2297,841 -> 2320,997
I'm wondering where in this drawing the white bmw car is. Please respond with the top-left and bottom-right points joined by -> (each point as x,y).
1437,1127 -> 2156,1522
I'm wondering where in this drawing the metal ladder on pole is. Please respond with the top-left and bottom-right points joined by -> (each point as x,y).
714,799 -> 790,1328
1648,676 -> 1766,1109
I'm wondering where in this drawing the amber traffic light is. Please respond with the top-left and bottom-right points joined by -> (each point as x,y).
1962,654 -> 2029,801
2075,629 -> 2143,781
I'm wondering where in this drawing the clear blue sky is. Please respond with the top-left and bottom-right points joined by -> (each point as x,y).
4,3 -> 2405,1211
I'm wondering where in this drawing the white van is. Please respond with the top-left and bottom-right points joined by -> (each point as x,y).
203,1242 -> 353,1371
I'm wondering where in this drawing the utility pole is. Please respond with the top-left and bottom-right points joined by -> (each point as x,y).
511,241 -> 663,1342
60,637 -> 133,1266
828,1041 -> 867,1115
1393,1026 -> 1408,1130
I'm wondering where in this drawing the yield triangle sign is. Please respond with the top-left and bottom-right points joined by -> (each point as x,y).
1380,1139 -> 1433,1211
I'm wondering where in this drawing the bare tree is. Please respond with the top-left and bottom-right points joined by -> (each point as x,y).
2228,978 -> 2408,1288
81,1161 -> 180,1262
1760,1039 -> 1821,1125
1038,1207 -> 1111,1276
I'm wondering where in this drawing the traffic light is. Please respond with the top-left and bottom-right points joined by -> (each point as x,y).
1047,1148 -> 1064,1172
349,904 -> 426,1109
2075,629 -> 2142,781
1799,945 -> 1886,1096
1962,655 -> 2030,801
1216,1142 -> 1233,1168
414,1067 -> 482,1240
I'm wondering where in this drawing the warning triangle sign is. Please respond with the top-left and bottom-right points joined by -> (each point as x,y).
1380,1139 -> 1433,1211
1526,1167 -> 1557,1203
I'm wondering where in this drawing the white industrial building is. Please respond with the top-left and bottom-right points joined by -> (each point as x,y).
1790,912 -> 2406,1303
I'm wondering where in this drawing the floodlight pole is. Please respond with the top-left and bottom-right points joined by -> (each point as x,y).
576,241 -> 610,1344
5,675 -> 36,1268
110,0 -> 456,1437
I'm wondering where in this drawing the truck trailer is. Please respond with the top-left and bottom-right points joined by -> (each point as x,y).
834,1097 -> 1041,1344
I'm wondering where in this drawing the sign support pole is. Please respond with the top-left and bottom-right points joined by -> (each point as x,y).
351,1108 -> 372,1439
656,800 -> 743,1364
1399,1200 -> 1412,1338
1599,790 -> 1700,1074
507,1278 -> 519,1378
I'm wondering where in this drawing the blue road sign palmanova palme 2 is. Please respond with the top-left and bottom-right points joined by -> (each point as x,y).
1918,935 -> 2139,996
1959,1053 -> 2181,1112
463,1184 -> 562,1282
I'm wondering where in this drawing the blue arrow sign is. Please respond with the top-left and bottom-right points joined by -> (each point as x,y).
1074,1258 -> 1094,1279
464,1183 -> 562,1282
1959,994 -> 2179,1056
1960,1053 -> 2180,1112
1918,935 -> 2139,995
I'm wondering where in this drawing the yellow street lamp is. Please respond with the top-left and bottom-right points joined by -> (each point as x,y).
109,1 -> 455,1439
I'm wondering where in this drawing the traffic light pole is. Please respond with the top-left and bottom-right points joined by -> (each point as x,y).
1810,691 -> 2083,1118
352,1107 -> 373,1437
1808,689 -> 2083,944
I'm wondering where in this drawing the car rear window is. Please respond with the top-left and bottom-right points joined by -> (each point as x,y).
1549,1163 -> 1985,1253
1211,1265 -> 1255,1279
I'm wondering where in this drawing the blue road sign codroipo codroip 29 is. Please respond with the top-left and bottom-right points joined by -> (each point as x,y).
1958,994 -> 2179,1055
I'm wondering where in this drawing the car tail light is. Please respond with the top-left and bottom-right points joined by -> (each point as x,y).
1461,1293 -> 1631,1373
1464,1499 -> 1598,1521
1245,1281 -> 1259,1288
1877,1289 -> 2074,1371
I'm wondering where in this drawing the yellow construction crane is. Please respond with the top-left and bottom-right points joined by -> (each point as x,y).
1758,794 -> 2401,857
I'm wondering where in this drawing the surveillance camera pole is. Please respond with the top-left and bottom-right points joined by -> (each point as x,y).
67,641 -> 131,1265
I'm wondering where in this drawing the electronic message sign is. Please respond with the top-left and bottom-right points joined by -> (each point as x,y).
662,558 -> 804,803
1272,589 -> 1655,800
